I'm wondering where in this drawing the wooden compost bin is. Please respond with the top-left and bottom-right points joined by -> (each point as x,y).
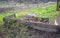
3,15 -> 60,33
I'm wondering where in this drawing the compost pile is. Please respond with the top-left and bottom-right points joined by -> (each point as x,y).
20,14 -> 49,24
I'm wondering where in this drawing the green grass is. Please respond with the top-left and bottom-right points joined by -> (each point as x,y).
0,4 -> 58,23
16,4 -> 57,19
28,5 -> 56,17
0,11 -> 14,23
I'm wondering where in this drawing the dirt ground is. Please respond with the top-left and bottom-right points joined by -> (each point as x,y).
27,28 -> 60,38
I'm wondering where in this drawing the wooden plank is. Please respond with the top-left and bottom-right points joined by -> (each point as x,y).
23,22 -> 59,32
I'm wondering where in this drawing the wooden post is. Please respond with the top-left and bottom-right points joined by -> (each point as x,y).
57,0 -> 60,11
57,0 -> 58,11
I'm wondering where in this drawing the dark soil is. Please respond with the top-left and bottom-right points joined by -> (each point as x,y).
26,28 -> 60,38
0,7 -> 13,13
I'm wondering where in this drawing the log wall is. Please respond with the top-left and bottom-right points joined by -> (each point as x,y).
3,15 -> 60,33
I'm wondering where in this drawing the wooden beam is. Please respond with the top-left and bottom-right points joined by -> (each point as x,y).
57,0 -> 60,11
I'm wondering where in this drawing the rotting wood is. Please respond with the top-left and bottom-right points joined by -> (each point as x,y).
3,15 -> 60,33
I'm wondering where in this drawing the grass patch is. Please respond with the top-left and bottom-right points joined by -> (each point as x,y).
0,4 -> 59,23
16,4 -> 57,19
0,11 -> 14,23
